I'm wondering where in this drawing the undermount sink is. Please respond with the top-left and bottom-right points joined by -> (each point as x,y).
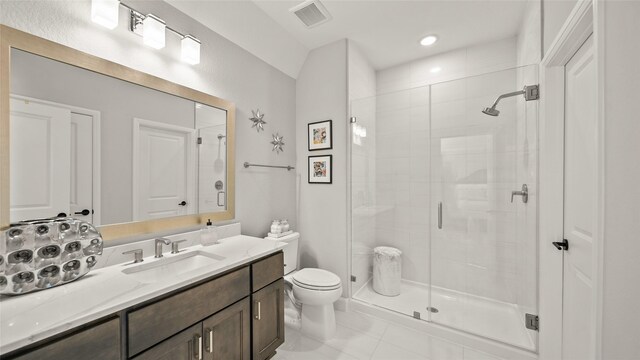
122,251 -> 225,283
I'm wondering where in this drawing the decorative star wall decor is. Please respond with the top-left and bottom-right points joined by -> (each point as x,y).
271,133 -> 285,154
249,109 -> 266,132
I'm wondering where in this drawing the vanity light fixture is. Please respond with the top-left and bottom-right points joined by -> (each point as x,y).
181,35 -> 201,65
420,35 -> 438,46
91,0 -> 120,30
142,14 -> 166,49
91,0 -> 202,65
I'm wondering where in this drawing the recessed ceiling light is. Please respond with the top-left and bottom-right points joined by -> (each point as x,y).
420,35 -> 438,46
430,67 -> 442,73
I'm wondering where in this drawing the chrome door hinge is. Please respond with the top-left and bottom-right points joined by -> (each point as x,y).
351,275 -> 357,282
525,313 -> 539,331
197,137 -> 202,145
350,117 -> 357,123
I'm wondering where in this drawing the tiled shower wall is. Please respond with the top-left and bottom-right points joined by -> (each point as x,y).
353,36 -> 538,308
370,37 -> 520,287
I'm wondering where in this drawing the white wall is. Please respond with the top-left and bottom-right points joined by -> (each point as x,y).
0,0 -> 297,237
543,0 -> 579,56
600,1 -> 640,358
295,40 -> 349,296
517,0 -> 543,66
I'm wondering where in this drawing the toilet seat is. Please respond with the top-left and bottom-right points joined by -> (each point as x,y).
292,268 -> 341,291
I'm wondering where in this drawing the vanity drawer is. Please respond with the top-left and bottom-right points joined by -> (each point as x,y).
127,266 -> 250,357
251,252 -> 284,291
10,317 -> 120,360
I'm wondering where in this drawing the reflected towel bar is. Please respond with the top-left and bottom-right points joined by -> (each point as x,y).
244,162 -> 295,171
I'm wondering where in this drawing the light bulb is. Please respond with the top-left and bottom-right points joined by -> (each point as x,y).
91,0 -> 119,30
143,14 -> 166,49
181,35 -> 201,65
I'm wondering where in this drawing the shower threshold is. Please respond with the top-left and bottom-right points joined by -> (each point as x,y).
353,278 -> 535,351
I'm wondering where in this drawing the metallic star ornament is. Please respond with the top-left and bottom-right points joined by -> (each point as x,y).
249,109 -> 266,132
270,133 -> 285,154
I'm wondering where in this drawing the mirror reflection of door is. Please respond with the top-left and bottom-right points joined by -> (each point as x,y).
133,118 -> 196,221
10,97 -> 97,224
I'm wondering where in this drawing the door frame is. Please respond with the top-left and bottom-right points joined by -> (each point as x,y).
538,0 -> 604,358
9,94 -> 102,225
132,118 -> 197,221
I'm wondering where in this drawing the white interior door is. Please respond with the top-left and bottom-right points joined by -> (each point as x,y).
70,112 -> 94,223
562,35 -> 596,360
134,119 -> 195,221
10,98 -> 71,222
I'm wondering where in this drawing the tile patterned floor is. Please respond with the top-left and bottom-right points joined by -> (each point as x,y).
273,310 -> 504,360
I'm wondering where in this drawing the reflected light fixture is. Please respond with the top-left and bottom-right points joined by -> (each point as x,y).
142,14 -> 166,49
420,35 -> 438,46
91,0 -> 119,30
181,35 -> 201,65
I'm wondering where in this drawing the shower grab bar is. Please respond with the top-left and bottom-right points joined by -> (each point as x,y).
243,162 -> 295,171
438,202 -> 443,229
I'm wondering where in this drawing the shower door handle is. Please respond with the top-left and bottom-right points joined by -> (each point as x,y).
438,202 -> 443,229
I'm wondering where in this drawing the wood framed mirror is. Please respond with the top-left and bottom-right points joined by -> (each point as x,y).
0,25 -> 235,240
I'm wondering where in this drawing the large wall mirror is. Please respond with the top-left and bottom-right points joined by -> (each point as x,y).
0,25 -> 236,240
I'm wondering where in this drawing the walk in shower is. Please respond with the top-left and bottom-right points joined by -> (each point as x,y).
350,65 -> 538,351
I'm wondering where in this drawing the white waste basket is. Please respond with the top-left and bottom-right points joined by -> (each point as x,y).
373,246 -> 402,296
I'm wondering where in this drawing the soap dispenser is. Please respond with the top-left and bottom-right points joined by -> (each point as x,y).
201,219 -> 218,246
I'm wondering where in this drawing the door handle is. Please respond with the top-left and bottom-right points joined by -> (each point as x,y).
552,239 -> 569,251
178,201 -> 187,206
255,301 -> 261,320
74,209 -> 91,216
205,328 -> 213,353
511,184 -> 529,203
193,334 -> 202,360
437,202 -> 442,229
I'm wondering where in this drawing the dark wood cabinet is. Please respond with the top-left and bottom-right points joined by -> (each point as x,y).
128,267 -> 250,357
252,279 -> 285,360
133,323 -> 202,360
9,317 -> 120,360
202,297 -> 251,360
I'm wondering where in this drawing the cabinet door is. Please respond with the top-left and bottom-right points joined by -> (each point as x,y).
10,317 -> 120,360
133,323 -> 203,360
252,279 -> 285,360
202,298 -> 251,360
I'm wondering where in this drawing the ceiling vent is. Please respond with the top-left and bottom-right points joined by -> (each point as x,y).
290,0 -> 332,28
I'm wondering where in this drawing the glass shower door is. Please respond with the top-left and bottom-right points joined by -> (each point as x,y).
429,66 -> 538,350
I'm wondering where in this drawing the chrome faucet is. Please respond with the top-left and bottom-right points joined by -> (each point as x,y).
154,238 -> 172,258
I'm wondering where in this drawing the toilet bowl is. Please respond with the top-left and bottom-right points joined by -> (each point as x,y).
265,232 -> 342,340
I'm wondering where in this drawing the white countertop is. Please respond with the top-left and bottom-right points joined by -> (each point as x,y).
0,234 -> 285,355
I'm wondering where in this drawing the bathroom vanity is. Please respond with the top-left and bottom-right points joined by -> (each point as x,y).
0,235 -> 285,360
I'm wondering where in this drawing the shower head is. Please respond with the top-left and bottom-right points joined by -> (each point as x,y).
482,107 -> 500,116
481,84 -> 539,117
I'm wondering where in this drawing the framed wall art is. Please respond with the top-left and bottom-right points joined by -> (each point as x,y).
308,120 -> 332,151
308,155 -> 332,184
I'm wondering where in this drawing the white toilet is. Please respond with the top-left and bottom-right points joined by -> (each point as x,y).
265,232 -> 342,340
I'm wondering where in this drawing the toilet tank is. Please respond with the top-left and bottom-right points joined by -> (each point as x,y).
265,232 -> 299,275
